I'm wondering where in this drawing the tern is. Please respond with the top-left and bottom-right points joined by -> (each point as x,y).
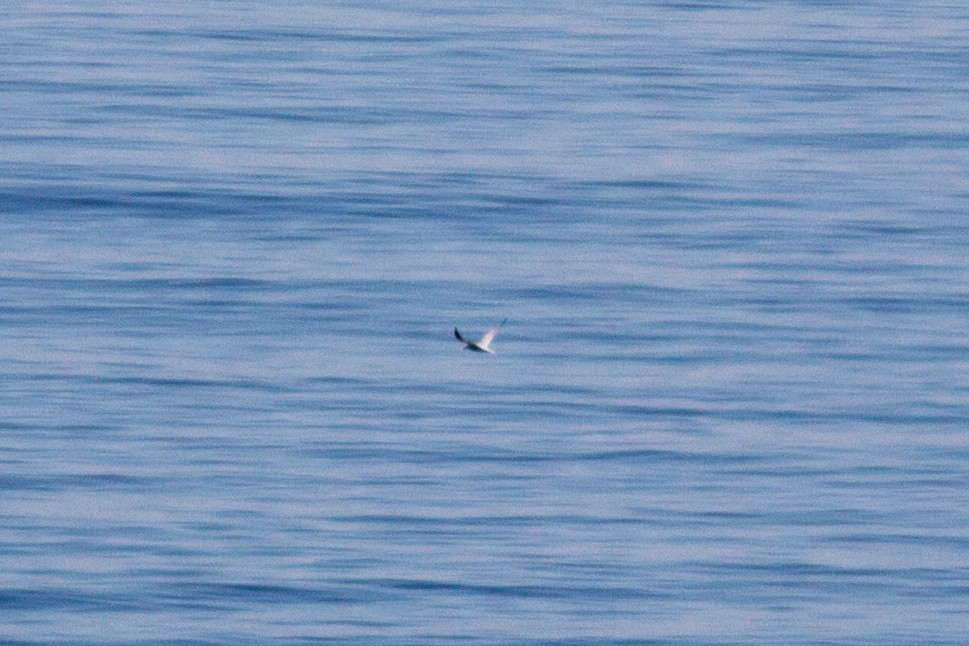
454,318 -> 507,354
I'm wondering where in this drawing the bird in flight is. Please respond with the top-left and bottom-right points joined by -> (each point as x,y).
454,318 -> 507,354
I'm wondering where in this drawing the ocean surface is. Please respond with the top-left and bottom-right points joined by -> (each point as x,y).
2,1 -> 968,644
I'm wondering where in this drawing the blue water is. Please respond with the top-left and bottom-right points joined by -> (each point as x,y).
2,1 -> 968,644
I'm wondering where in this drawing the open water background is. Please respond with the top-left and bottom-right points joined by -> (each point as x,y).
2,1 -> 968,644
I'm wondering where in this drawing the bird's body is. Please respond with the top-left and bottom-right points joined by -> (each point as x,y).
454,318 -> 507,353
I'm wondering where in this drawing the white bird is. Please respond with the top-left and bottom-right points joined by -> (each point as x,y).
454,318 -> 507,353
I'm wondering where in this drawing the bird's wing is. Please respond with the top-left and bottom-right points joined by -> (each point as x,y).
454,327 -> 469,344
478,318 -> 507,347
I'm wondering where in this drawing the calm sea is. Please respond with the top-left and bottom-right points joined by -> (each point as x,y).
2,1 -> 968,644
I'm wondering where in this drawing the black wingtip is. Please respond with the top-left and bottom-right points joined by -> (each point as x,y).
454,327 -> 463,342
